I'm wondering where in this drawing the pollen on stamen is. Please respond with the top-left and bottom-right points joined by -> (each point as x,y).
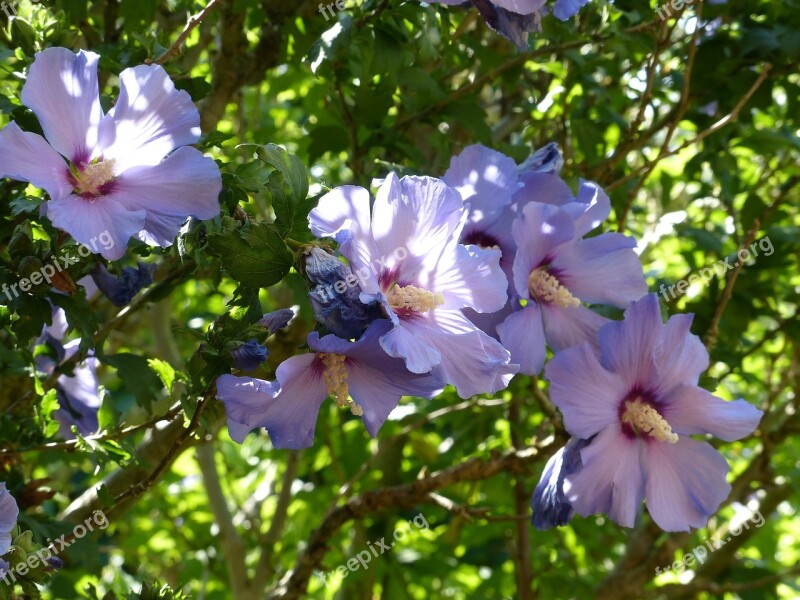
319,352 -> 361,416
528,268 -> 580,308
621,398 -> 678,443
386,284 -> 445,312
73,159 -> 116,196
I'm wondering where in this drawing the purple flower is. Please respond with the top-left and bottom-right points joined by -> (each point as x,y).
425,0 -> 590,48
231,339 -> 268,371
443,143 -> 568,338
90,262 -> 156,307
38,308 -> 101,438
0,482 -> 20,577
305,247 -> 382,339
544,294 -> 763,531
530,436 -> 591,529
257,308 -> 294,334
496,184 -> 647,375
216,320 -> 443,448
309,173 -> 517,398
0,48 -> 221,260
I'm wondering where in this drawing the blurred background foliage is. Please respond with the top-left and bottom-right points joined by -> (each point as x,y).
0,0 -> 798,598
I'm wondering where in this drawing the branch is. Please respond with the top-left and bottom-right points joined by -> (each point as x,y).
267,443 -> 555,599
149,0 -> 222,65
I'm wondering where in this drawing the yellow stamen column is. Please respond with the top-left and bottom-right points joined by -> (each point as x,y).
319,353 -> 363,416
621,398 -> 679,443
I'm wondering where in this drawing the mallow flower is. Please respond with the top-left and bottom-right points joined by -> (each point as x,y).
443,142 -> 567,337
496,183 -> 647,375
231,340 -> 268,371
0,47 -> 221,260
309,173 -> 517,398
530,436 -> 591,529
541,294 -> 763,531
37,307 -> 101,438
0,482 -> 20,577
425,0 -> 590,48
216,320 -> 443,448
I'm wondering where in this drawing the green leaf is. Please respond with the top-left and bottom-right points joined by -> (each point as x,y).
206,222 -> 294,288
101,353 -> 165,412
255,144 -> 310,238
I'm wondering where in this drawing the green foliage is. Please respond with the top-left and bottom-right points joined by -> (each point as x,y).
0,0 -> 797,599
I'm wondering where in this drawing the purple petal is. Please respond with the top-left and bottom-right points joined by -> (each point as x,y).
541,303 -> 608,354
644,437 -> 731,531
443,144 -> 521,223
379,321 -> 442,374
231,339 -> 268,371
517,142 -> 563,175
564,425 -> 645,528
217,360 -> 328,449
374,176 -> 467,284
257,308 -> 294,334
661,385 -> 762,442
544,342 -> 625,438
46,194 -> 146,261
216,374 -> 281,444
21,48 -> 102,162
490,0 -> 547,14
497,304 -> 546,375
0,122 -> 73,200
90,262 -> 156,307
510,202 -> 575,298
432,244 -> 507,313
111,146 -> 221,247
309,185 -> 380,294
98,65 -> 201,172
597,294 -> 662,388
531,439 -> 581,530
564,180 -> 611,237
553,232 -> 647,307
553,0 -> 590,20
651,313 -> 709,396
404,316 -> 517,398
513,172 -> 573,209
0,482 -> 20,554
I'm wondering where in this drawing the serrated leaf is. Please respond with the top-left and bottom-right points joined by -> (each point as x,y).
207,222 -> 293,288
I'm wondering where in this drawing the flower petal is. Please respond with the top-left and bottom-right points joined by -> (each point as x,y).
651,313 -> 709,396
430,244 -> 507,313
644,437 -> 732,531
564,425 -> 645,528
21,48 -> 102,162
552,232 -> 647,308
0,483 -> 20,547
497,304 -> 547,376
531,436 -> 592,530
511,201 -> 575,298
98,65 -> 201,172
544,342 -> 625,438
46,194 -> 146,261
597,294 -> 662,388
216,374 -> 281,444
309,185 -> 380,294
443,144 -> 520,221
540,303 -> 608,354
374,176 -> 467,284
110,146 -> 221,247
661,385 -> 763,442
404,318 -> 517,398
553,0 -> 591,20
0,122 -> 73,200
379,321 -> 442,374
